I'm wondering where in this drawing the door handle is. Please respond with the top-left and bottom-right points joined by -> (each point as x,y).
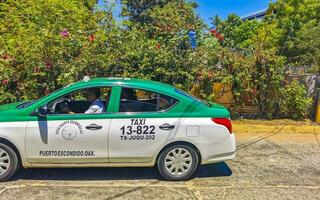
85,124 -> 103,130
159,123 -> 175,130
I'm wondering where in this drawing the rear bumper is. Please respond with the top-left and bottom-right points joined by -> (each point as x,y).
203,150 -> 236,164
200,133 -> 236,164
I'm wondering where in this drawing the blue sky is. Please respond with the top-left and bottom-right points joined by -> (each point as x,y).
106,0 -> 272,25
194,0 -> 272,25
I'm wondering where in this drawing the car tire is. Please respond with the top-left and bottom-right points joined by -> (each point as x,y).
157,144 -> 199,181
0,143 -> 19,182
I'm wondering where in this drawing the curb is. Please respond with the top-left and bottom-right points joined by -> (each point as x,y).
233,125 -> 320,134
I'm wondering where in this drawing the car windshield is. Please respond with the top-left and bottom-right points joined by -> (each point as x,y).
16,100 -> 36,109
175,89 -> 210,106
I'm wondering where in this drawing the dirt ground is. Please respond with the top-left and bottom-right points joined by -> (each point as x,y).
233,119 -> 316,126
0,122 -> 319,200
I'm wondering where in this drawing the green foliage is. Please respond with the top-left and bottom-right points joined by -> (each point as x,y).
212,0 -> 317,119
122,0 -> 199,26
212,14 -> 262,49
0,0 -> 317,120
0,0 -> 116,101
267,0 -> 320,72
279,81 -> 312,119
291,20 -> 320,72
252,48 -> 286,118
115,0 -> 207,92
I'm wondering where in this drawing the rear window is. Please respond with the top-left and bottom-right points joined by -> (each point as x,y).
175,89 -> 210,106
119,87 -> 178,112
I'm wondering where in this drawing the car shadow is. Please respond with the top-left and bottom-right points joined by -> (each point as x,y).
12,162 -> 232,181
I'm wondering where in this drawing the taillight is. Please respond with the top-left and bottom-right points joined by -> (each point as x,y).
212,118 -> 232,134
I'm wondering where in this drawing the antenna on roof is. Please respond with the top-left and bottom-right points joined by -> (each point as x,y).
83,76 -> 90,82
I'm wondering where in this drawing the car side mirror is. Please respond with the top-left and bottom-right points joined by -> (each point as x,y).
32,106 -> 48,117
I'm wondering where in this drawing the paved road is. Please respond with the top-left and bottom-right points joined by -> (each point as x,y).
0,129 -> 319,200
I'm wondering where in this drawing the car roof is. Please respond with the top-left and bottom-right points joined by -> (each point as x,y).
70,77 -> 176,93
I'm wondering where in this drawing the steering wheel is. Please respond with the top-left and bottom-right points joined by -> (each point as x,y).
51,98 -> 71,114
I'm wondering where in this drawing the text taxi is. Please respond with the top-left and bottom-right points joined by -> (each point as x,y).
0,77 -> 236,181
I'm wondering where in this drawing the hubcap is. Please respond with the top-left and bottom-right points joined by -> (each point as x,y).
0,148 -> 10,176
164,148 -> 192,176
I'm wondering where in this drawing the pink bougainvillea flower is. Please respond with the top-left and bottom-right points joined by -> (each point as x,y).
210,29 -> 217,35
1,53 -> 11,61
210,29 -> 224,41
2,54 -> 8,60
45,62 -> 52,70
34,67 -> 41,73
2,80 -> 9,85
45,88 -> 50,95
89,34 -> 96,42
252,88 -> 257,96
219,35 -> 225,41
60,29 -> 70,38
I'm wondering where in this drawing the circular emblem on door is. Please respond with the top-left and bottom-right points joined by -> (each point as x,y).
61,125 -> 78,140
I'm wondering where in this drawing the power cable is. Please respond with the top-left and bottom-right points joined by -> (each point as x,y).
280,4 -> 301,56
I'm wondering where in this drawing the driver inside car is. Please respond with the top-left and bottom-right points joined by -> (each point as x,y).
84,88 -> 105,114
57,88 -> 106,114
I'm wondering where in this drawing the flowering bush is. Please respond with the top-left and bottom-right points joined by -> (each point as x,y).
279,81 -> 312,119
0,0 -> 113,102
0,0 -> 314,119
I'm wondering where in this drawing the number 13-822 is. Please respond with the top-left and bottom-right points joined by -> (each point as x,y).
120,125 -> 155,135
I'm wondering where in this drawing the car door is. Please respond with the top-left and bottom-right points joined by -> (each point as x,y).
25,86 -> 112,164
108,86 -> 180,163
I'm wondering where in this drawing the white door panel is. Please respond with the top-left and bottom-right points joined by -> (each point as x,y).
26,118 -> 110,163
109,118 -> 179,162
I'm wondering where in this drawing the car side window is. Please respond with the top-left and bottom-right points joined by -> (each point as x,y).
46,87 -> 111,115
119,87 -> 178,112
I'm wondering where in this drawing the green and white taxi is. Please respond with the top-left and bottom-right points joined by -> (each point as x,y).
0,77 -> 235,181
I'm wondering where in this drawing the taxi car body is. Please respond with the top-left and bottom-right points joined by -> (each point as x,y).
0,77 -> 236,181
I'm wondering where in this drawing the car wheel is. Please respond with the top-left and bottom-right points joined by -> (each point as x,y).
157,144 -> 199,181
0,143 -> 19,182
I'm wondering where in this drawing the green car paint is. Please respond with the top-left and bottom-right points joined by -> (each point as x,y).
0,102 -> 22,111
0,78 -> 230,122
